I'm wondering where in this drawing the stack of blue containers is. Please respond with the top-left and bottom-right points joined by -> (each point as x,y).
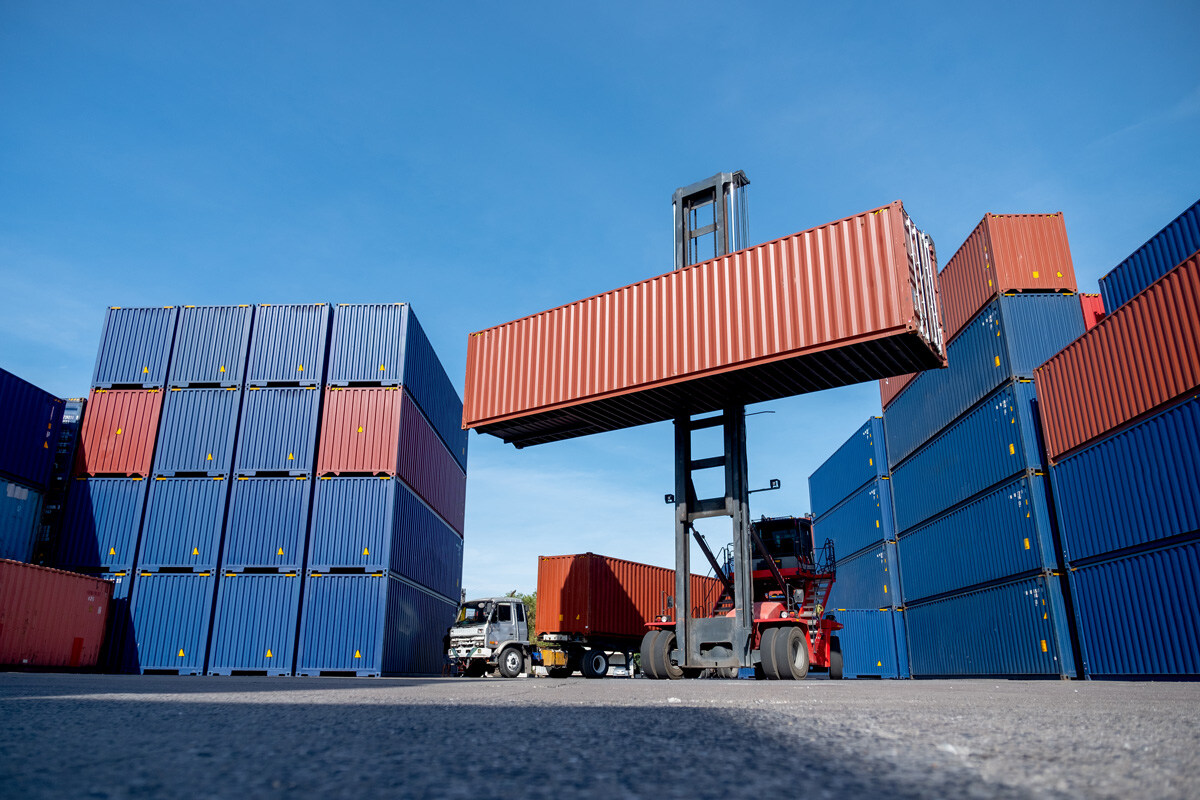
809,417 -> 909,678
886,292 -> 1087,677
0,367 -> 64,562
34,397 -> 85,564
296,304 -> 463,678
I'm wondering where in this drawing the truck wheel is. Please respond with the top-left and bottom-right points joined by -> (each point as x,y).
580,649 -> 609,679
656,632 -> 684,680
497,646 -> 524,678
547,666 -> 572,678
773,627 -> 810,680
829,636 -> 843,681
463,660 -> 487,678
640,630 -> 662,680
758,627 -> 779,680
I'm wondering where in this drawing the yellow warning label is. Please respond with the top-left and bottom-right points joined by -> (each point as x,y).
266,649 -> 274,658
109,547 -> 116,556
116,428 -> 123,435
219,365 -> 226,372
1033,271 -> 1040,279
994,356 -> 1001,367
297,365 -> 304,371
192,547 -> 199,555
875,520 -> 880,528
354,650 -> 362,658
877,661 -> 882,667
1057,271 -> 1063,278
1040,640 -> 1048,652
278,547 -> 285,556
1024,538 -> 1031,550
868,457 -> 873,466
363,548 -> 370,556
1009,443 -> 1016,455
357,427 -> 363,433
379,365 -> 385,371
143,367 -> 149,374
207,454 -> 213,461
883,585 -> 888,593
988,279 -> 993,288
288,453 -> 295,460
178,649 -> 186,657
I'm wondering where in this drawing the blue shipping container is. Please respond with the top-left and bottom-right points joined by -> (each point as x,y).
813,478 -> 895,563
137,477 -> 230,571
0,367 -> 64,489
208,572 -> 302,676
245,304 -> 330,386
57,478 -> 147,572
153,388 -> 242,476
1099,199 -> 1200,312
905,574 -> 1076,677
296,572 -> 457,676
891,380 -> 1043,532
92,306 -> 178,388
234,387 -> 321,474
128,571 -> 217,674
0,477 -> 44,562
99,571 -> 137,673
1069,536 -> 1200,677
1052,396 -> 1200,565
830,609 -> 909,679
828,541 -> 900,610
885,294 -> 1084,468
167,305 -> 254,387
808,417 -> 887,518
221,477 -> 313,571
898,471 -> 1059,604
308,476 -> 463,600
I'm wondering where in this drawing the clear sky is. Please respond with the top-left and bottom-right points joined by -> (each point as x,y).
2,2 -> 1198,598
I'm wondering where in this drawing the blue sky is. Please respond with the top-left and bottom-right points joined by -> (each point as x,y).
2,2 -> 1197,597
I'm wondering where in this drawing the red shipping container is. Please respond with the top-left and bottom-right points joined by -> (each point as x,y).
465,201 -> 945,447
319,387 -> 467,534
1079,293 -> 1106,331
1036,253 -> 1200,463
536,553 -> 724,641
879,212 -> 1079,409
0,559 -> 112,668
73,388 -> 163,477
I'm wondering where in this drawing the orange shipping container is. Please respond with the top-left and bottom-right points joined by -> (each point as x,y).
879,212 -> 1078,409
0,559 -> 112,668
466,201 -> 944,447
1079,293 -> 1106,331
73,388 -> 163,477
536,553 -> 724,641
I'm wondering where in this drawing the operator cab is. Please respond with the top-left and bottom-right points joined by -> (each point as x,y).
752,516 -> 815,575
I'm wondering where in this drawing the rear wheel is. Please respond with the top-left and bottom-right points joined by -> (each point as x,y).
758,627 -> 779,680
580,649 -> 609,679
640,630 -> 663,680
773,627 -> 810,680
829,636 -> 843,681
497,646 -> 524,678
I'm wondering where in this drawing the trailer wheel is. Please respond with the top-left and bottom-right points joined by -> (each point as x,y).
758,627 -> 779,679
581,649 -> 609,679
640,631 -> 662,679
829,636 -> 843,681
497,646 -> 524,678
773,627 -> 810,680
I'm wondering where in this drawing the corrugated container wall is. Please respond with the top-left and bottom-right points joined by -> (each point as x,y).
73,389 -> 163,477
812,480 -> 895,562
1079,294 -> 1105,331
833,609 -> 909,679
245,304 -> 330,386
905,574 -> 1075,677
466,201 -> 945,447
207,573 -> 302,676
1069,538 -> 1200,677
137,477 -> 230,571
884,293 -> 1084,468
1051,396 -> 1200,564
152,388 -> 242,476
91,306 -> 178,388
127,572 -> 217,674
327,304 -> 468,471
221,477 -> 312,571
0,560 -> 112,668
0,478 -> 43,562
535,553 -> 724,639
234,387 -> 321,475
57,478 -> 148,572
0,368 -> 64,489
808,417 -> 887,519
1099,199 -> 1200,312
99,571 -> 136,672
1036,252 -> 1200,463
826,542 -> 900,610
879,213 -> 1078,408
167,305 -> 254,387
397,392 -> 466,535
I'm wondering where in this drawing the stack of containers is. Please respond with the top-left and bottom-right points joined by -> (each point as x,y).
808,417 -> 908,678
297,304 -> 465,677
883,213 -> 1086,677
1037,203 -> 1200,679
0,368 -> 64,562
34,398 -> 86,565
60,307 -> 177,671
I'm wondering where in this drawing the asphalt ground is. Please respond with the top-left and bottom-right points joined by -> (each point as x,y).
0,673 -> 1196,799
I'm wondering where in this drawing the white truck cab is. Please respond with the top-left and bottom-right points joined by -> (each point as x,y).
448,597 -> 529,677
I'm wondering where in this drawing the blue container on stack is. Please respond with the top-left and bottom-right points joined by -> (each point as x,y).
35,397 -> 86,564
885,293 -> 1086,678
0,367 -> 65,562
809,417 -> 908,678
1099,198 -> 1200,312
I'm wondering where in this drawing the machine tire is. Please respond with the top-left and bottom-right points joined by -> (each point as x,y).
497,646 -> 524,678
546,665 -> 572,679
829,636 -> 843,681
463,660 -> 488,678
655,632 -> 684,680
773,626 -> 810,680
640,631 -> 663,679
758,627 -> 779,680
580,649 -> 609,679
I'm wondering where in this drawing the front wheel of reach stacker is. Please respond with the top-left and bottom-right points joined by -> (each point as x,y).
829,636 -> 843,681
773,627 -> 810,680
656,632 -> 684,680
640,630 -> 663,679
581,649 -> 609,679
758,627 -> 779,679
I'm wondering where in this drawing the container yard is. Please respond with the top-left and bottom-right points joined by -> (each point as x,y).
2,7 -> 1198,797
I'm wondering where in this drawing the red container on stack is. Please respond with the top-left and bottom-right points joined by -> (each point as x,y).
1078,294 -> 1106,331
0,559 -> 112,668
73,388 -> 163,477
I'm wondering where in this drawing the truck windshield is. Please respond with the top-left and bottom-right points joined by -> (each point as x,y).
454,601 -> 493,627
